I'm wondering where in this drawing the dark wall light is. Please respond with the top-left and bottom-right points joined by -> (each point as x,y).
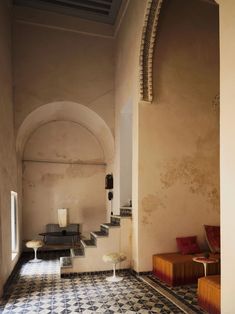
105,173 -> 113,190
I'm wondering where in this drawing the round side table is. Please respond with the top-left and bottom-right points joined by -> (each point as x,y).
193,256 -> 219,276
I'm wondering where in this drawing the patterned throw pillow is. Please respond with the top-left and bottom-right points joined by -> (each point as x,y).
176,236 -> 201,255
204,225 -> 220,253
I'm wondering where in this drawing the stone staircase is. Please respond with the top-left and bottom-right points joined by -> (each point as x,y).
60,209 -> 132,275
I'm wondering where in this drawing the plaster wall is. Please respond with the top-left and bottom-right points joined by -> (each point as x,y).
219,0 -> 235,312
138,0 -> 220,270
13,8 -> 115,242
114,0 -> 147,270
120,109 -> 132,206
13,14 -> 114,134
23,121 -> 106,239
0,0 -> 19,296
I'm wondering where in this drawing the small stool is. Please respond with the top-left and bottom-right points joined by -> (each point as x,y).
26,240 -> 44,263
103,252 -> 126,282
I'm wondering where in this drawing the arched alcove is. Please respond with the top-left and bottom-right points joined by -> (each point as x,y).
16,101 -> 114,239
16,101 -> 114,164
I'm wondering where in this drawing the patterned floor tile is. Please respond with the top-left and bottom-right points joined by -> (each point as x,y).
140,274 -> 205,313
0,252 -> 187,314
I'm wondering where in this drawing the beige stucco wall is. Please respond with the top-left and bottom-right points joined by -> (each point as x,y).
114,0 -> 147,270
13,13 -> 114,135
120,108 -> 132,206
23,121 -> 106,239
219,0 -> 235,312
12,9 -> 115,244
114,0 -> 219,272
138,0 -> 220,271
0,0 -> 19,296
24,121 -> 104,163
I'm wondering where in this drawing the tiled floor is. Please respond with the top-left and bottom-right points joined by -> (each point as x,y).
1,252 -> 187,313
140,275 -> 204,314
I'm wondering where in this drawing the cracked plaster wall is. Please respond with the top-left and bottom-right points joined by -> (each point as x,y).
23,121 -> 106,239
138,0 -> 220,270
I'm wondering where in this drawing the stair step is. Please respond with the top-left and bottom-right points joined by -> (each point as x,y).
90,233 -> 97,244
81,239 -> 96,247
110,216 -> 121,225
120,207 -> 132,217
112,215 -> 132,219
60,256 -> 73,268
100,225 -> 109,234
91,231 -> 108,237
120,213 -> 132,217
102,223 -> 120,228
70,247 -> 85,257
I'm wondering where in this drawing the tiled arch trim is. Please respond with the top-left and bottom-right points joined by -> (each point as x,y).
140,0 -> 163,102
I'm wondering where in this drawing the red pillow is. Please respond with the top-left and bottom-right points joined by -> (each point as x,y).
204,225 -> 220,253
176,236 -> 201,255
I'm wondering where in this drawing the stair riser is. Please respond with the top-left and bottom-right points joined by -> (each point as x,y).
100,225 -> 109,235
120,208 -> 132,217
110,216 -> 120,225
70,247 -> 85,257
93,231 -> 108,237
90,233 -> 97,245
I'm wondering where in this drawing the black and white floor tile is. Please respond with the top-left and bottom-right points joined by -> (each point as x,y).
140,274 -> 204,314
0,252 -> 199,313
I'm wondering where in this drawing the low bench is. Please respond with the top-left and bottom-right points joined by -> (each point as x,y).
44,223 -> 80,245
198,275 -> 220,314
153,252 -> 220,286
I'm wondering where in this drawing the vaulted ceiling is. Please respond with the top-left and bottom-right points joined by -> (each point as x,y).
13,0 -> 123,25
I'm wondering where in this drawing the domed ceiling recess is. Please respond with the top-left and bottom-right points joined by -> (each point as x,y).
13,0 -> 123,25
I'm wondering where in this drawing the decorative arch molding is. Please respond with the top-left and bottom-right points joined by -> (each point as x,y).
139,0 -> 218,102
16,101 -> 114,164
139,0 -> 163,102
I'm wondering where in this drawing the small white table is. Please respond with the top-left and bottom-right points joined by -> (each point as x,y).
193,256 -> 219,277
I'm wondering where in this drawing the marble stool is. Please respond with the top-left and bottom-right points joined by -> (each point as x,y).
26,240 -> 44,263
103,252 -> 126,282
